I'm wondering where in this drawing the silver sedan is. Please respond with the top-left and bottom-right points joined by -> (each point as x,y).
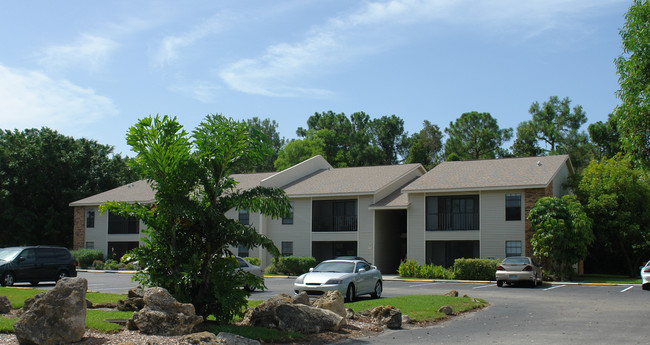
294,258 -> 382,302
641,260 -> 650,291
496,256 -> 543,288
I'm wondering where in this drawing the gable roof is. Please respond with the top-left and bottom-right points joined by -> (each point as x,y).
69,179 -> 156,207
402,155 -> 572,193
281,164 -> 425,197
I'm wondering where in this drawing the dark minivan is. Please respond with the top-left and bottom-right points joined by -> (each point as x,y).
0,246 -> 77,286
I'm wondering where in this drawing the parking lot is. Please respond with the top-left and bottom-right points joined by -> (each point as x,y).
20,272 -> 649,344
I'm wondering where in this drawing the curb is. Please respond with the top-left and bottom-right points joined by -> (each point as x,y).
78,269 -> 137,274
389,277 -> 641,287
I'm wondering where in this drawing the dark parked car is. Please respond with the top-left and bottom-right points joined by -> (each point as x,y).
0,246 -> 77,286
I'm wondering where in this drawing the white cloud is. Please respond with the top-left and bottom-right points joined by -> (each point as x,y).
154,14 -> 227,67
219,0 -> 625,97
0,65 -> 118,131
38,34 -> 117,73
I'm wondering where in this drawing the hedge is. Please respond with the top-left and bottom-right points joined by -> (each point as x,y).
272,256 -> 317,276
452,258 -> 501,281
70,248 -> 104,268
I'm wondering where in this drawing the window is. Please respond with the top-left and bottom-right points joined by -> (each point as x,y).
86,210 -> 95,228
238,244 -> 249,257
85,242 -> 94,249
282,202 -> 294,225
312,199 -> 358,232
426,196 -> 479,231
506,194 -> 522,221
108,213 -> 139,234
281,241 -> 293,256
108,241 -> 140,260
238,209 -> 249,225
506,241 -> 522,257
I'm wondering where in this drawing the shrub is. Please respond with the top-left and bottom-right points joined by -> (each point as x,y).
71,249 -> 104,269
274,256 -> 316,276
397,259 -> 421,278
244,257 -> 261,266
453,258 -> 501,281
125,263 -> 135,270
104,259 -> 119,270
264,263 -> 279,274
92,260 -> 104,270
420,263 -> 454,279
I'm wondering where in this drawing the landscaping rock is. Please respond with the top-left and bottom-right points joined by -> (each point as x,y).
0,296 -> 11,314
275,303 -> 345,334
345,307 -> 355,319
359,305 -> 402,329
183,331 -> 219,344
128,285 -> 145,298
21,292 -> 45,313
292,291 -> 310,306
312,290 -> 346,317
130,287 -> 203,336
14,277 -> 88,345
92,302 -> 118,309
241,293 -> 293,328
402,314 -> 412,324
242,293 -> 345,334
117,296 -> 145,311
216,332 -> 261,345
438,305 -> 454,315
445,290 -> 459,297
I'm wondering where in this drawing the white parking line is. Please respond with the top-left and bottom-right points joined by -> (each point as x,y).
472,284 -> 494,289
620,286 -> 633,293
408,282 -> 439,288
544,284 -> 566,291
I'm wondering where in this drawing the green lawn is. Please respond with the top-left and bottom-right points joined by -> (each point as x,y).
0,287 -> 487,342
347,295 -> 486,322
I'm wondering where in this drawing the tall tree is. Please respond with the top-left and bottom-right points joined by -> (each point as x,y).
511,121 -> 544,157
444,111 -> 513,160
615,0 -> 650,167
273,136 -> 325,171
405,120 -> 443,169
588,114 -> 621,160
0,128 -> 137,248
528,195 -> 593,281
525,96 -> 593,168
231,117 -> 285,173
576,155 -> 650,276
102,114 -> 291,322
371,115 -> 407,165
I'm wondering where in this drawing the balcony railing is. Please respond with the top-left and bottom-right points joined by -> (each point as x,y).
426,213 -> 479,231
313,215 -> 358,232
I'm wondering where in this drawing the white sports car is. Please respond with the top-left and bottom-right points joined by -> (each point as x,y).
641,260 -> 650,291
294,257 -> 382,302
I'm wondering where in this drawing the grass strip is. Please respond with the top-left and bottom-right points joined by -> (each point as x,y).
573,274 -> 641,284
346,295 -> 486,322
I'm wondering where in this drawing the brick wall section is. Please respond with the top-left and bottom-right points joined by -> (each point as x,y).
524,182 -> 553,257
73,207 -> 85,250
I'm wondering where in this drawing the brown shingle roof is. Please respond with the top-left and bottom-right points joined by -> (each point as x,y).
402,155 -> 571,193
69,180 -> 156,206
282,164 -> 423,197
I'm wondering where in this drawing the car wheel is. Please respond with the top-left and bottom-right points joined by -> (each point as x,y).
2,272 -> 15,286
496,280 -> 503,287
531,275 -> 538,288
56,270 -> 68,282
371,281 -> 382,299
30,281 -> 39,286
345,284 -> 356,302
244,285 -> 256,292
643,283 -> 650,291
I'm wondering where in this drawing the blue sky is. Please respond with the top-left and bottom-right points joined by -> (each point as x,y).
0,0 -> 631,157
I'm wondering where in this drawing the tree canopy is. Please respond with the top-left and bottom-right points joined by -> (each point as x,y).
405,120 -> 443,169
101,114 -> 291,322
528,195 -> 593,281
615,0 -> 650,167
576,155 -> 650,276
444,111 -> 512,160
0,128 -> 137,248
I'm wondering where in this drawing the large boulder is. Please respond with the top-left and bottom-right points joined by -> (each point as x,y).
14,277 -> 88,345
0,296 -> 11,314
292,291 -> 310,306
312,290 -> 346,317
359,305 -> 402,329
241,293 -> 293,328
130,287 -> 203,336
117,297 -> 145,311
242,293 -> 345,334
275,303 -> 345,334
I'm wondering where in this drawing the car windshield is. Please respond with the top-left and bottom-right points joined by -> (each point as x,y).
313,261 -> 355,273
503,257 -> 530,265
0,248 -> 22,262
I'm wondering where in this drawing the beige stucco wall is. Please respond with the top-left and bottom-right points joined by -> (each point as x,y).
262,197 -> 312,267
479,190 -> 525,260
357,195 -> 375,264
406,193 -> 426,263
84,207 -> 108,255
